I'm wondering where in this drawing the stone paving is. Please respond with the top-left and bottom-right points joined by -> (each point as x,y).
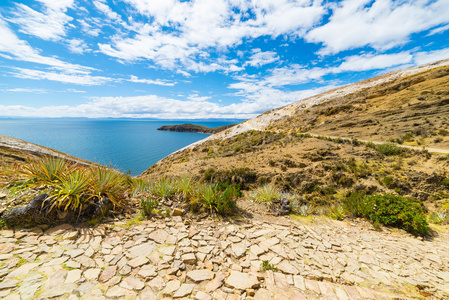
0,216 -> 448,299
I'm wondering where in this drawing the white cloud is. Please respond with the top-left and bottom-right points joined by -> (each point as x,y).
187,94 -> 212,102
0,18 -> 94,73
9,0 -> 74,41
99,0 -> 326,73
414,47 -> 449,65
2,88 -> 48,93
67,39 -> 90,54
428,23 -> 449,36
129,75 -> 176,86
246,49 -> 279,67
306,0 -> 449,55
335,52 -> 413,72
11,68 -> 115,86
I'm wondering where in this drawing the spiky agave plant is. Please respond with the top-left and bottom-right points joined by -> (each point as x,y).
22,156 -> 73,186
48,170 -> 90,212
196,183 -> 237,215
88,166 -> 127,207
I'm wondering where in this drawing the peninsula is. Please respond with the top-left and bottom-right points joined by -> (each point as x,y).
157,123 -> 236,134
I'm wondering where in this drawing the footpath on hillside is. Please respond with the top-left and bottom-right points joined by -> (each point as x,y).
1,216 -> 448,299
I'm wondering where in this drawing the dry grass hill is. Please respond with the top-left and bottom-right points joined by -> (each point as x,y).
143,60 -> 449,212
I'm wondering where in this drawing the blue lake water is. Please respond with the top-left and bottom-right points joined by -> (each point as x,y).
0,118 -> 241,175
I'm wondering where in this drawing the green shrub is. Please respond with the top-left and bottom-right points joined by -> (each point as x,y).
361,194 -> 428,235
442,178 -> 449,188
376,143 -> 403,156
342,191 -> 366,218
22,156 -> 73,186
49,170 -> 90,212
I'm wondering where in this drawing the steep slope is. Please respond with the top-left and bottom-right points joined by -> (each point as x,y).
142,59 -> 449,209
0,135 -> 92,167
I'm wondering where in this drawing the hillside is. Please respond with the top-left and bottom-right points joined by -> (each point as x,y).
142,60 -> 449,211
0,135 -> 92,167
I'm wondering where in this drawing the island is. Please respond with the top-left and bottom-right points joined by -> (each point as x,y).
157,123 -> 236,134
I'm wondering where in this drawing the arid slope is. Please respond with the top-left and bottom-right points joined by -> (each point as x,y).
142,60 -> 449,210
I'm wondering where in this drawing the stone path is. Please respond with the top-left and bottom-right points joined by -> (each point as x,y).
0,217 -> 448,299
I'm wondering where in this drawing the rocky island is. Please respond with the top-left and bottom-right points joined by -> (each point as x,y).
157,123 -> 236,134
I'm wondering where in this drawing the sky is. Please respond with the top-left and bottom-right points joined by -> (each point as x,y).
0,0 -> 449,120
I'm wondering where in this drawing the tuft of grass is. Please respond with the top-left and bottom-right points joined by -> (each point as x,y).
174,175 -> 194,200
195,183 -> 238,215
130,178 -> 153,197
22,156 -> 73,186
141,197 -> 159,216
249,185 -> 281,203
151,178 -> 175,200
428,211 -> 447,224
328,205 -> 345,220
88,166 -> 127,207
376,143 -> 403,156
261,260 -> 278,272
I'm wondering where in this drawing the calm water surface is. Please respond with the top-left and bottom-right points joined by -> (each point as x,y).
0,118 -> 240,175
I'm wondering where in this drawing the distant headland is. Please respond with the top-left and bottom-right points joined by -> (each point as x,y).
157,123 -> 236,134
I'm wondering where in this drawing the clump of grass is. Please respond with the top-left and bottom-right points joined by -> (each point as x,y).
22,156 -> 74,186
88,166 -> 127,207
376,143 -> 403,156
141,197 -> 159,216
174,175 -> 194,200
261,260 -> 278,272
130,178 -> 153,197
428,211 -> 447,224
195,183 -> 238,215
151,178 -> 175,200
292,204 -> 315,216
328,205 -> 345,220
249,185 -> 280,203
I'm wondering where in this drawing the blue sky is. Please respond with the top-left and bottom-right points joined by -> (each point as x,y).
0,0 -> 448,119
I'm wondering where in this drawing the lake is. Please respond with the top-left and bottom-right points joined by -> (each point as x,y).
0,118 -> 240,175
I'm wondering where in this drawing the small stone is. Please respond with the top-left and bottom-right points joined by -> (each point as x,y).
204,273 -> 225,293
99,265 -> 117,282
84,268 -> 101,281
148,229 -> 169,244
138,268 -> 158,279
120,277 -> 145,290
182,253 -> 197,264
231,244 -> 246,258
106,286 -> 137,298
225,271 -> 259,290
194,291 -> 212,300
0,279 -> 18,290
173,208 -> 183,216
66,270 -> 82,284
38,283 -> 77,299
128,256 -> 149,268
187,269 -> 215,282
173,283 -> 195,298
163,280 -> 181,295
277,260 -> 299,275
19,274 -> 43,300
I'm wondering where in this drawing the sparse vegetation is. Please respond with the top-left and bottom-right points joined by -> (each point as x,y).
249,185 -> 281,203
